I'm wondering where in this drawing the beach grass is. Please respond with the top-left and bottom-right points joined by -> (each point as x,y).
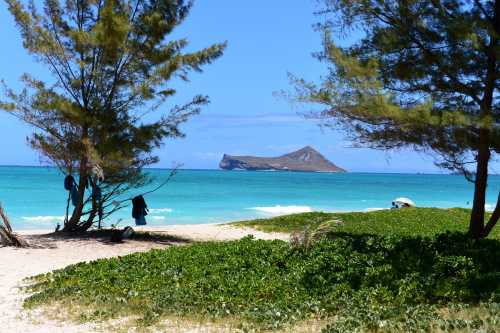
24,208 -> 500,332
232,207 -> 500,239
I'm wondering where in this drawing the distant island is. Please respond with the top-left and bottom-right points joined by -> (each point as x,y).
219,146 -> 346,172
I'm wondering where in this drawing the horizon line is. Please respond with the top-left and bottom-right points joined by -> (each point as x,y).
0,164 -> 457,175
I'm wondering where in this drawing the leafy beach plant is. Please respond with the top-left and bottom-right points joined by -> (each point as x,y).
24,210 -> 500,332
1,0 -> 226,231
233,208 -> 500,239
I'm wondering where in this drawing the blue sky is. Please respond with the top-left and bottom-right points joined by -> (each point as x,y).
0,1 -> 496,173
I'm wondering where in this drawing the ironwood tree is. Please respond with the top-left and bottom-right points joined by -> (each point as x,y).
1,0 -> 226,231
292,0 -> 499,238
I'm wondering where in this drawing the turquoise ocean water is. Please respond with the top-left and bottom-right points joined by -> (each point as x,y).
1,166 -> 499,230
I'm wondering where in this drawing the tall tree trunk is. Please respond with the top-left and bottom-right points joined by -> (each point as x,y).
469,131 -> 491,238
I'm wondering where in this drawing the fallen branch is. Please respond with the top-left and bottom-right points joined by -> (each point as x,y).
0,202 -> 29,247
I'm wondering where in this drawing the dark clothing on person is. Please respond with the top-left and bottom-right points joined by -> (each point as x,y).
132,195 -> 148,218
64,175 -> 79,207
92,185 -> 103,228
70,185 -> 79,206
64,175 -> 75,191
92,185 -> 102,202
135,215 -> 147,226
132,195 -> 148,226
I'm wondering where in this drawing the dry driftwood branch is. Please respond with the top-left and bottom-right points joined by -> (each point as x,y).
0,202 -> 29,247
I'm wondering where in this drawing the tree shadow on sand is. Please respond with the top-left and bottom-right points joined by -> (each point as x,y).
25,229 -> 191,248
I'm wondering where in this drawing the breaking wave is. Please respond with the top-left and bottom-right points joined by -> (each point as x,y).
151,216 -> 166,221
21,216 -> 65,223
149,208 -> 173,213
249,205 -> 313,215
365,207 -> 386,212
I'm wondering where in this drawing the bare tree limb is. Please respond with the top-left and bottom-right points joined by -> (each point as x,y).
0,202 -> 29,247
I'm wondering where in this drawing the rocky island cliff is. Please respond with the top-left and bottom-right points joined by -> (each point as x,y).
219,146 -> 346,172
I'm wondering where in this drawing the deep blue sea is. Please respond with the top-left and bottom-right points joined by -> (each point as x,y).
1,166 -> 499,230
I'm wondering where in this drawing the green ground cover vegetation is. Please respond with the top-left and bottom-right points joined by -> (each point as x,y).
233,208 -> 500,239
25,209 -> 500,332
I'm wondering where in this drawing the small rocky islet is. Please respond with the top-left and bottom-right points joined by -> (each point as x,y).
219,146 -> 346,172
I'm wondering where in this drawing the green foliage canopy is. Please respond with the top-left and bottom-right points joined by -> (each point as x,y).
292,0 -> 499,237
1,0 -> 226,230
293,0 -> 498,171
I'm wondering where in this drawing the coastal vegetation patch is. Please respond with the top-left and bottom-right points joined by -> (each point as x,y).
233,208 -> 500,239
24,209 -> 500,332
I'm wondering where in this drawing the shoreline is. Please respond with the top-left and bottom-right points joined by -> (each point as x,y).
14,222 -> 228,234
14,223 -> 290,241
3,168 -> 497,231
12,205 -> 488,233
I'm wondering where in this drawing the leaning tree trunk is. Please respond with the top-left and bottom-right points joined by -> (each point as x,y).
483,192 -> 500,237
0,203 -> 29,247
64,156 -> 89,232
471,2 -> 499,238
64,127 -> 91,232
469,137 -> 490,239
76,196 -> 98,232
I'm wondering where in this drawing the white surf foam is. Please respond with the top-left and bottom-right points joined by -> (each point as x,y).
21,216 -> 65,223
485,204 -> 495,212
249,205 -> 313,215
365,207 -> 386,212
149,208 -> 173,213
151,216 -> 166,221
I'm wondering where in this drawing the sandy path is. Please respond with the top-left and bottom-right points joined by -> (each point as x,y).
0,224 -> 288,333
137,223 -> 289,242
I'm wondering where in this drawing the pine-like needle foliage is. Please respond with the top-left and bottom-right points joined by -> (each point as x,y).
293,0 -> 499,237
1,0 -> 226,231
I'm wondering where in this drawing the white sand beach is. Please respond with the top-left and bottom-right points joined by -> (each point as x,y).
0,224 -> 289,333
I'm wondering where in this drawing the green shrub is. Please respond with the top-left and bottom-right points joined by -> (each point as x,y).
25,231 -> 500,331
233,208 -> 500,239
